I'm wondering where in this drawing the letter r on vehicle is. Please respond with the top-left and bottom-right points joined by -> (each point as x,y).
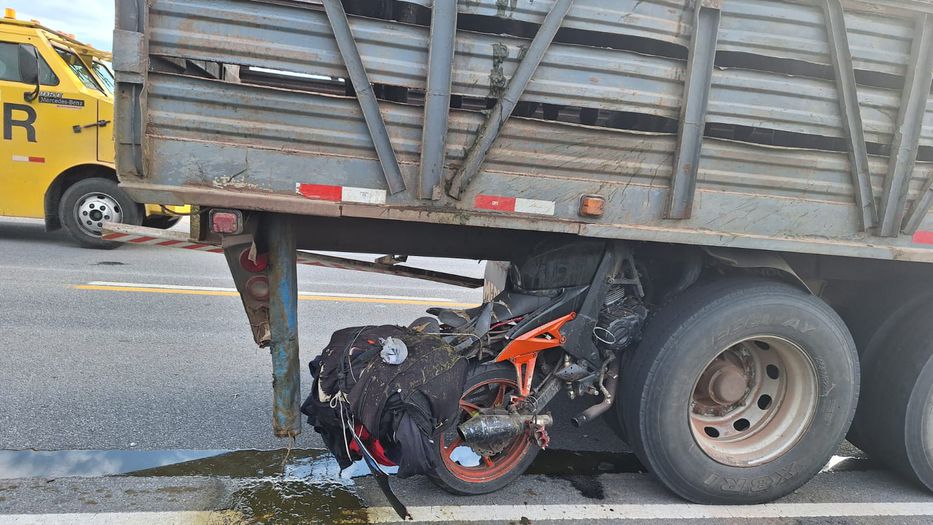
3,103 -> 37,142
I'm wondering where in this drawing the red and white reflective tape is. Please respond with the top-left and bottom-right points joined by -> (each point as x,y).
913,231 -> 933,246
100,232 -> 225,253
296,183 -> 387,205
474,194 -> 556,216
12,155 -> 45,163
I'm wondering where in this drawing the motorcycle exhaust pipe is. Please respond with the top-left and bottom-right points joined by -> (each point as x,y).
571,360 -> 620,428
458,414 -> 553,456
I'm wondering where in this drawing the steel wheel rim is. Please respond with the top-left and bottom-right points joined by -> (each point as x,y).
439,378 -> 533,483
74,192 -> 123,236
689,335 -> 819,467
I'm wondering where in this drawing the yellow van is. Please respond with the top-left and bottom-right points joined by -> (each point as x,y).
0,9 -> 184,248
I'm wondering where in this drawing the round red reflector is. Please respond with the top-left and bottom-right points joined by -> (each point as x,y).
240,249 -> 269,273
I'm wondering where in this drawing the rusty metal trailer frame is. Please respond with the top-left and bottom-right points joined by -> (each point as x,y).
115,0 -> 933,263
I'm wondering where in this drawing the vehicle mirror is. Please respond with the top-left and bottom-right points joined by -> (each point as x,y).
17,44 -> 40,102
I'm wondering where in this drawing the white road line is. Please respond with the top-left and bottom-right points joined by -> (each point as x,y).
86,282 -> 457,303
0,511 -> 244,524
367,502 -> 933,522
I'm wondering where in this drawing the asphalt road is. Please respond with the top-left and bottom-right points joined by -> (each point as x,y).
2,216 -> 933,524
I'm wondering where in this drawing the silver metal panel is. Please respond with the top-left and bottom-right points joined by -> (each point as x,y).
401,0 -> 913,76
903,173 -> 933,235
114,0 -> 148,180
320,0 -> 406,195
447,0 -> 575,199
123,0 -> 933,263
419,0 -> 457,200
824,0 -> 878,231
667,1 -> 721,220
879,14 -> 933,237
143,72 -> 930,212
111,30 -> 146,83
146,0 -> 933,148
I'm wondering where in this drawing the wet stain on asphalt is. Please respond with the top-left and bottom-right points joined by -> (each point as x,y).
525,449 -> 646,477
0,448 -> 874,522
129,450 -> 371,523
229,480 -> 366,525
0,447 -> 873,480
560,475 -> 606,500
128,449 -> 328,478
526,450 -> 641,500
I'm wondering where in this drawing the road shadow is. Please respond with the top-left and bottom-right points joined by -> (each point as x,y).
0,219 -> 77,249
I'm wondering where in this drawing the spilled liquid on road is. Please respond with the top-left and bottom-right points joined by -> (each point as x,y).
0,448 -> 875,523
228,480 -> 366,524
0,447 -> 654,480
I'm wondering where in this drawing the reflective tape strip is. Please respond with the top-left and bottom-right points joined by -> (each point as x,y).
913,230 -> 933,245
12,155 -> 45,163
515,197 -> 557,216
100,231 -> 225,253
296,183 -> 387,204
475,194 -> 556,216
474,194 -> 516,212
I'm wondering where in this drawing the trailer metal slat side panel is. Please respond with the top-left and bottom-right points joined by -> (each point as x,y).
138,73 -> 933,245
145,0 -> 933,148
117,0 -> 933,263
400,0 -> 915,76
144,73 -> 933,204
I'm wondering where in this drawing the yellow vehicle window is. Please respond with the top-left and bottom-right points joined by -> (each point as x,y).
0,42 -> 59,85
54,47 -> 102,93
91,61 -> 114,94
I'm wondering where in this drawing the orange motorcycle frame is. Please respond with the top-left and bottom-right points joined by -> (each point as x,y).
494,312 -> 577,397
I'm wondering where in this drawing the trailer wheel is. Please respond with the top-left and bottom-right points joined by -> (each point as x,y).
428,363 -> 540,495
620,278 -> 858,504
59,178 -> 141,249
850,309 -> 933,491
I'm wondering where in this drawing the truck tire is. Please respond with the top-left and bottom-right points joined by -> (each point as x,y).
849,309 -> 933,491
428,363 -> 540,495
620,277 -> 858,504
847,292 -> 933,449
59,178 -> 141,249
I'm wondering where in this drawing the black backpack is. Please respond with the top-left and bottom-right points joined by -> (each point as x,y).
301,325 -> 468,477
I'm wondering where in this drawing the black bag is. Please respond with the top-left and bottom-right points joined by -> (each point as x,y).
301,325 -> 404,468
301,325 -> 468,477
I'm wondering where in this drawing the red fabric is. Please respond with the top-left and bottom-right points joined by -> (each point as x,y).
349,424 -> 396,467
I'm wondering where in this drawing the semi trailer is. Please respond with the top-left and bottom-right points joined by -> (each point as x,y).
109,0 -> 933,506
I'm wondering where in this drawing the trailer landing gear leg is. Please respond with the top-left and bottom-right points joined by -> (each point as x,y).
266,214 -> 302,438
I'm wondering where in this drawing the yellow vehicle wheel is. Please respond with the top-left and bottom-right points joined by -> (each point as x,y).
59,178 -> 141,249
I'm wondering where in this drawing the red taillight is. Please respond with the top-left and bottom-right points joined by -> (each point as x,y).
239,248 -> 268,273
245,276 -> 270,301
209,209 -> 243,234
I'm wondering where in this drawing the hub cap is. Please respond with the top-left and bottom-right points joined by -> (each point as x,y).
689,336 -> 819,467
74,192 -> 123,236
